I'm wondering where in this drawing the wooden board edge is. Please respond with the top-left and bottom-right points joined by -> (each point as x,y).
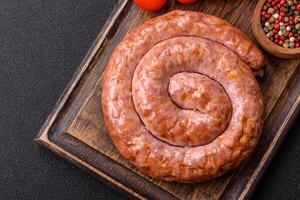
240,96 -> 300,200
35,132 -> 145,200
35,0 -> 129,142
45,128 -> 181,200
34,1 -> 144,199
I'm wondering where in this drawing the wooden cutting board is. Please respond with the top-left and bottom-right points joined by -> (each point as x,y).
35,0 -> 300,199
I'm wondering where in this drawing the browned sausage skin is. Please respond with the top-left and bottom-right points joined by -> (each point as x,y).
102,10 -> 264,182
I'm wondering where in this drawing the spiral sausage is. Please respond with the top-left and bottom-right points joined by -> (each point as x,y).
102,10 -> 264,182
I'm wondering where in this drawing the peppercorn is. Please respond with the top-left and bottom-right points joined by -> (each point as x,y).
290,36 -> 296,41
290,41 -> 296,47
284,16 -> 290,21
267,31 -> 275,37
268,24 -> 274,30
279,40 -> 284,46
269,16 -> 276,23
288,0 -> 294,6
264,27 -> 270,33
273,13 -> 280,18
268,7 -> 276,14
263,5 -> 269,11
283,42 -> 290,48
292,30 -> 296,35
265,21 -> 270,27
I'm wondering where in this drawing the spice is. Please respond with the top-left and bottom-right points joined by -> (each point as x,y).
291,42 -> 296,47
273,13 -> 280,18
261,0 -> 300,48
268,7 -> 276,14
284,16 -> 290,22
290,36 -> 296,41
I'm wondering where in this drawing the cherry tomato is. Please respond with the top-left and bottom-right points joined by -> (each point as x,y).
134,0 -> 167,11
177,0 -> 198,4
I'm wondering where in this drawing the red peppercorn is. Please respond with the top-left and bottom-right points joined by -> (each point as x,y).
274,24 -> 280,30
280,11 -> 286,17
297,4 -> 300,11
279,40 -> 284,46
271,1 -> 276,6
296,43 -> 300,48
274,5 -> 279,10
289,32 -> 294,37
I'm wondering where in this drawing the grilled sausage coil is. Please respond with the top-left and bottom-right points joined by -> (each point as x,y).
102,10 -> 264,182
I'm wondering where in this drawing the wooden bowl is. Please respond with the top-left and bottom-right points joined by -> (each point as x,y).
252,0 -> 300,58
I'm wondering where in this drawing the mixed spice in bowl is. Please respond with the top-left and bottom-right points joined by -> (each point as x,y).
261,0 -> 300,48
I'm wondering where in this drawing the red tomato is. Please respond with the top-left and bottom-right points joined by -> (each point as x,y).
177,0 -> 198,4
134,0 -> 167,11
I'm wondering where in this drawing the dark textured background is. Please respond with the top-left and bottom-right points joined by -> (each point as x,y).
0,0 -> 299,199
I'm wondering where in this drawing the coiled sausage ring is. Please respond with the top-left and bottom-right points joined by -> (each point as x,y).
102,10 -> 264,182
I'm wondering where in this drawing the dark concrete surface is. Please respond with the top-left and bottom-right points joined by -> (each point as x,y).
0,1 -> 299,199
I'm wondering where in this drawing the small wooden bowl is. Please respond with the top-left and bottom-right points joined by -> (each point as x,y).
252,0 -> 300,58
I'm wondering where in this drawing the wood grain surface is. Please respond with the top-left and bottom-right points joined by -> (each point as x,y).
36,0 -> 300,199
